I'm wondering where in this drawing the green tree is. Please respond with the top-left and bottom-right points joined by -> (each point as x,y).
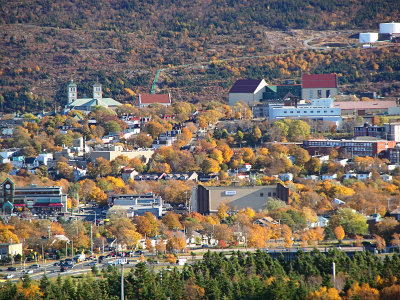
329,208 -> 368,235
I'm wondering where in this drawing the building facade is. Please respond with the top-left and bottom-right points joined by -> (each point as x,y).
303,139 -> 396,157
301,74 -> 338,100
354,123 -> 400,141
0,178 -> 67,213
107,192 -> 164,217
267,98 -> 342,126
66,80 -> 122,112
191,184 -> 289,215
228,79 -> 267,106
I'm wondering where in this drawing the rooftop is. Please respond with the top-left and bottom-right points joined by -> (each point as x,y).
229,79 -> 264,93
302,74 -> 337,89
333,100 -> 397,110
139,93 -> 171,105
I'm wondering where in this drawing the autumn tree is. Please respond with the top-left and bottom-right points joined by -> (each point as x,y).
346,283 -> 379,300
282,224 -> 293,248
106,217 -> 142,249
374,234 -> 386,252
217,203 -> 229,220
306,286 -> 341,300
162,212 -> 183,230
329,208 -> 368,235
0,222 -> 20,243
334,226 -> 345,243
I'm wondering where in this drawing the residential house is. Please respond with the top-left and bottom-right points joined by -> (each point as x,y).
134,173 -> 166,181
38,153 -> 53,166
121,167 -> 139,182
11,156 -> 24,168
308,216 -> 329,228
381,174 -> 393,182
25,157 -> 40,169
238,163 -> 252,173
357,172 -> 372,180
321,173 -> 337,180
390,208 -> 400,221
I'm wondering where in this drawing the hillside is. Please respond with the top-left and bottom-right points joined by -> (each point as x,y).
1,0 -> 400,112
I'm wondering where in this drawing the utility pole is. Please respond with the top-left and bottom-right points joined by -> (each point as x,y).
90,224 -> 93,253
48,225 -> 51,239
332,261 -> 336,287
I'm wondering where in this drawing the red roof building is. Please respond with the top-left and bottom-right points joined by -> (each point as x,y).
138,93 -> 171,108
302,74 -> 338,89
301,74 -> 338,100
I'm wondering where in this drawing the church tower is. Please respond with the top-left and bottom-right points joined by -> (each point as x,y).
93,81 -> 102,99
68,80 -> 77,104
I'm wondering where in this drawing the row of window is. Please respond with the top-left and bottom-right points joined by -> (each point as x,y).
282,110 -> 335,114
310,90 -> 331,98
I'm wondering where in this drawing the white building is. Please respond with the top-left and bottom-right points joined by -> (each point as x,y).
301,74 -> 338,101
228,79 -> 267,106
268,98 -> 342,127
379,22 -> 400,34
359,33 -> 379,43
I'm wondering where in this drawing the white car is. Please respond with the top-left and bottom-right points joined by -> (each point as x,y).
26,270 -> 33,274
6,274 -> 14,279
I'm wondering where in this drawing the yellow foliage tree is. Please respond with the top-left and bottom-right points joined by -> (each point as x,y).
334,226 -> 345,242
346,283 -> 379,300
306,286 -> 341,300
217,203 -> 229,220
0,223 -> 20,243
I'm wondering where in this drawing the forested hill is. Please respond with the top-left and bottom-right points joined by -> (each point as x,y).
1,0 -> 400,113
2,0 -> 399,33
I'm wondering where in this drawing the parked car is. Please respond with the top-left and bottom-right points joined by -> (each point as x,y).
26,270 -> 33,274
86,261 -> 97,266
7,267 -> 17,271
5,274 -> 14,279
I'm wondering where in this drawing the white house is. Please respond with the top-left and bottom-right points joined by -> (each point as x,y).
381,174 -> 393,182
38,153 -> 53,166
357,172 -> 372,180
308,216 -> 329,228
228,79 -> 267,106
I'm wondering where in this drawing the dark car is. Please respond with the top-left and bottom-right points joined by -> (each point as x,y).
98,256 -> 105,263
7,267 -> 17,271
60,265 -> 72,272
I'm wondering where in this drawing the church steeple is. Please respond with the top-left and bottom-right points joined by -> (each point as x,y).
93,80 -> 102,99
68,80 -> 77,104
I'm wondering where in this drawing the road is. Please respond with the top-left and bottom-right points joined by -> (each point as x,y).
6,256 -> 175,282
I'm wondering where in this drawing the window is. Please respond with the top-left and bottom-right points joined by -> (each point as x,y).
326,90 -> 331,97
260,193 -> 264,197
268,192 -> 271,197
317,90 -> 322,98
309,90 -> 313,98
